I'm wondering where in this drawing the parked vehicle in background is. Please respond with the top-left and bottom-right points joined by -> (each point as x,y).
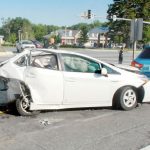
116,43 -> 126,49
31,40 -> 43,48
131,46 -> 150,78
16,40 -> 36,53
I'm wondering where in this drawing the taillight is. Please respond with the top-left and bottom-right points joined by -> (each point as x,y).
131,61 -> 143,69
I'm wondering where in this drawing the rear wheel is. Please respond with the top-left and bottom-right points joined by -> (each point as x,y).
117,86 -> 137,110
16,48 -> 20,53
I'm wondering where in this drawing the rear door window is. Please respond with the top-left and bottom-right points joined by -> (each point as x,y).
31,53 -> 58,70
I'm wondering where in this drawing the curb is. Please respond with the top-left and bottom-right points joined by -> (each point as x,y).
0,51 -> 14,56
0,111 -> 4,115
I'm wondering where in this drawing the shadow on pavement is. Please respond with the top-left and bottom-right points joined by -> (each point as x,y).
0,104 -> 19,116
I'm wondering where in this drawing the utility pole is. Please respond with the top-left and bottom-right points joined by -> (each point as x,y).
130,18 -> 143,59
25,32 -> 28,40
18,30 -> 21,42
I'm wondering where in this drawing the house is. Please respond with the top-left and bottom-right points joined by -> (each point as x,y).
43,26 -> 109,48
43,29 -> 80,46
87,27 -> 109,48
56,29 -> 80,45
0,35 -> 4,45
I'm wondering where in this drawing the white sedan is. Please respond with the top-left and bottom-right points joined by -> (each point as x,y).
16,40 -> 36,53
0,49 -> 149,116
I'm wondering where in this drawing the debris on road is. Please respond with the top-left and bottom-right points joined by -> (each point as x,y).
40,119 -> 51,126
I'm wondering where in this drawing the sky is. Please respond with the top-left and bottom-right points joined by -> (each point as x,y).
0,0 -> 113,27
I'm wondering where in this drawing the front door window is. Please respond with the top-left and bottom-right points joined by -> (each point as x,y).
61,54 -> 100,73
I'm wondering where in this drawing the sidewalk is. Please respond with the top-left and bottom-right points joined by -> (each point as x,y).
0,46 -> 14,56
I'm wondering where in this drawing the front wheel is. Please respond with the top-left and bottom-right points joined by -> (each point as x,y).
16,83 -> 40,116
117,86 -> 137,111
16,48 -> 20,53
16,97 -> 40,116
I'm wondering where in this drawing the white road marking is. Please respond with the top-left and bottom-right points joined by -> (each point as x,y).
141,145 -> 150,150
81,111 -> 119,122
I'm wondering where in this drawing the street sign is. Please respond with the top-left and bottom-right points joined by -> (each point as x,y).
136,18 -> 143,40
130,19 -> 135,41
112,15 -> 117,21
130,18 -> 143,41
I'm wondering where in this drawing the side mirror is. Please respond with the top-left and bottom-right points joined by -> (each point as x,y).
101,68 -> 108,77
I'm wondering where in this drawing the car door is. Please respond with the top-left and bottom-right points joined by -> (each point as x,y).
24,52 -> 63,105
61,54 -> 112,105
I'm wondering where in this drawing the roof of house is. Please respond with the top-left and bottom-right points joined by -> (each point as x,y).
43,27 -> 109,39
43,29 -> 80,39
89,27 -> 109,34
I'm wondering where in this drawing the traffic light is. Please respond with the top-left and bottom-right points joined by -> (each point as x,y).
87,10 -> 91,19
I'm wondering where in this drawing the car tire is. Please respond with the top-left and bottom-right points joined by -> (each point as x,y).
16,83 -> 40,116
17,48 -> 20,53
117,86 -> 137,111
16,98 -> 40,116
21,47 -> 24,52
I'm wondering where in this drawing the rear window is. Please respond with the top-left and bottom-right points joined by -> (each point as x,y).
138,47 -> 150,58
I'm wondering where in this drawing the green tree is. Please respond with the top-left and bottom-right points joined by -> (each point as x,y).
78,25 -> 89,45
69,23 -> 88,30
21,19 -> 34,40
1,17 -> 34,42
32,24 -> 48,42
54,35 -> 61,44
1,18 -> 11,41
8,33 -> 17,44
70,21 -> 105,30
46,25 -> 59,34
143,25 -> 150,43
107,0 -> 150,46
89,20 -> 103,29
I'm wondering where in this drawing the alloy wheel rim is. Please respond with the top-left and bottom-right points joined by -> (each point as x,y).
123,89 -> 136,107
21,96 -> 30,112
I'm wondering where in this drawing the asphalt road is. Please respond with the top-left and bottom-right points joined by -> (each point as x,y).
0,104 -> 150,150
0,48 -> 148,150
69,48 -> 140,65
3,47 -> 141,65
